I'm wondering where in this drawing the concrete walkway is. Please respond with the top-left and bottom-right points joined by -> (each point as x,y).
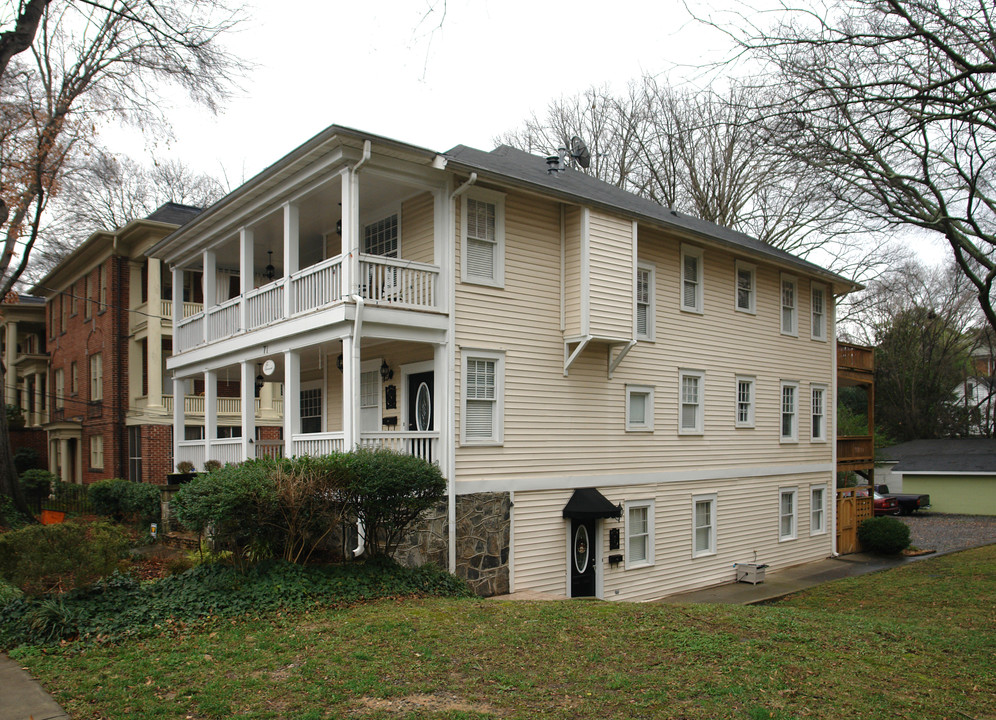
0,655 -> 68,720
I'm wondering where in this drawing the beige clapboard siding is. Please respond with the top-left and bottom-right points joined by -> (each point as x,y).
588,210 -> 634,338
514,473 -> 831,600
564,207 -> 582,337
401,192 -> 434,265
452,213 -> 834,483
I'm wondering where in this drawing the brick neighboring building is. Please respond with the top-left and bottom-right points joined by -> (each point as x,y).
31,203 -> 283,485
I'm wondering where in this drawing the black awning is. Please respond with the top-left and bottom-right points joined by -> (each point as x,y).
562,488 -> 622,519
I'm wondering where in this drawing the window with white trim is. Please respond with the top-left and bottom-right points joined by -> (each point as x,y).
635,262 -> 655,341
99,263 -> 107,310
90,435 -> 104,469
626,385 -> 654,432
693,494 -> 717,557
781,381 -> 798,442
89,353 -> 103,402
462,350 -> 504,444
810,485 -> 826,535
680,245 -> 704,313
625,499 -> 654,568
780,487 -> 798,540
360,369 -> 380,410
300,387 -> 322,434
462,189 -> 505,287
363,213 -> 399,257
811,284 -> 827,340
54,369 -> 64,409
736,376 -> 755,428
811,385 -> 827,442
679,369 -> 704,434
781,275 -> 797,336
70,361 -> 78,394
735,261 -> 756,314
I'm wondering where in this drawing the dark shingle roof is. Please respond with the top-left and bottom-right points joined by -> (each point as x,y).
444,144 -> 856,290
145,202 -> 202,226
880,438 -> 996,474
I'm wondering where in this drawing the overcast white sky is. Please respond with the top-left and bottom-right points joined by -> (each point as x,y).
109,0 -> 949,265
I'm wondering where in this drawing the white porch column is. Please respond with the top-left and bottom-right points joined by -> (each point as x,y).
341,335 -> 360,449
240,360 -> 256,462
33,371 -> 44,425
202,250 -> 217,344
59,438 -> 71,484
4,320 -> 17,406
240,227 -> 254,331
259,380 -> 275,417
283,350 -> 300,456
171,267 -> 183,336
340,168 -> 359,297
173,373 -> 185,471
283,203 -> 300,318
434,342 -> 455,572
204,369 -> 217,468
147,258 -> 163,408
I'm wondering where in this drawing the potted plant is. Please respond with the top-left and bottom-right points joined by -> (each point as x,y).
166,460 -> 197,486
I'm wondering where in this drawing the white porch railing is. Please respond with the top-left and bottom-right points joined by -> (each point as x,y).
207,438 -> 243,466
255,439 -> 284,459
177,313 -> 204,350
292,255 -> 342,315
163,395 -> 283,418
359,255 -> 437,309
207,297 -> 241,341
292,432 -> 345,457
162,300 -> 204,319
359,431 -> 439,463
247,281 -> 285,330
177,441 -> 206,469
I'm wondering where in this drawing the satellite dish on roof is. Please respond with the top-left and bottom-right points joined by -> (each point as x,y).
570,136 -> 591,169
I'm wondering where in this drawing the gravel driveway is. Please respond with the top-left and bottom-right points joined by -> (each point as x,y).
897,513 -> 996,554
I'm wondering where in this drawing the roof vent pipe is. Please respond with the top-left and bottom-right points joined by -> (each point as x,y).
546,155 -> 562,174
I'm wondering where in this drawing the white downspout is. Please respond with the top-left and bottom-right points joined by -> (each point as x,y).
451,172 -> 477,199
351,293 -> 366,557
355,139 -> 372,173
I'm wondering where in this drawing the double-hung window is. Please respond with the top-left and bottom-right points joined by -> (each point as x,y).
54,369 -> 64,409
90,435 -> 104,469
462,350 -> 504,445
626,385 -> 654,432
780,381 -> 798,442
810,486 -> 826,535
679,369 -> 705,434
635,262 -> 655,341
625,500 -> 654,568
84,274 -> 92,319
811,385 -> 827,442
693,494 -> 717,557
811,284 -> 827,340
680,245 -> 704,313
363,213 -> 399,257
300,386 -> 322,434
735,261 -> 756,314
462,189 -> 505,287
780,487 -> 798,540
89,353 -> 103,402
736,376 -> 755,428
781,274 -> 797,336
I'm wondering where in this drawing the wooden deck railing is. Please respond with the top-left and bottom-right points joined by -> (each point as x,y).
837,342 -> 874,373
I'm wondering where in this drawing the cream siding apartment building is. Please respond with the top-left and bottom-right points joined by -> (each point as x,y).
153,126 -> 856,600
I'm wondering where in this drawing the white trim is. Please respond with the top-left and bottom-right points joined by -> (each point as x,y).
809,484 -> 828,536
810,283 -> 828,341
460,348 -> 505,446
635,261 -> 655,342
581,208 -> 591,336
624,499 -> 655,569
460,187 -> 505,288
691,493 -> 718,558
455,463 -> 834,494
734,260 -> 756,315
810,383 -> 828,443
780,274 -> 798,337
625,384 -> 655,432
680,244 -> 704,314
780,380 -> 799,443
735,375 -> 755,429
779,486 -> 798,541
678,368 -> 705,435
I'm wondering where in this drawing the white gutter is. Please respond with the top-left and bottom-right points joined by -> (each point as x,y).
351,293 -> 366,557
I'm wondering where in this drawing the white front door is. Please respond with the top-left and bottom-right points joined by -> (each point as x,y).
360,359 -> 382,433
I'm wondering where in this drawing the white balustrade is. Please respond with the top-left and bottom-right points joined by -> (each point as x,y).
217,398 -> 241,415
246,281 -> 285,330
359,431 -> 439,463
359,256 -> 438,310
291,432 -> 345,457
207,297 -> 241,341
176,314 -> 204,352
207,438 -> 243,466
177,441 -> 206,469
292,255 -> 342,315
254,439 -> 284,460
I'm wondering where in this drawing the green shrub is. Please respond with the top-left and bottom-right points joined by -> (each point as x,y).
88,479 -> 160,524
13,447 -> 40,474
0,494 -> 28,529
858,516 -> 911,554
0,521 -> 130,595
345,448 -> 446,557
19,469 -> 56,504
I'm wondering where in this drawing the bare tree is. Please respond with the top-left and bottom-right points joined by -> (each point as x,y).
0,0 -> 244,519
721,0 -> 996,332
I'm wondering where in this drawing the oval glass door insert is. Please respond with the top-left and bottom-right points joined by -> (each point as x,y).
574,525 -> 590,574
415,382 -> 431,431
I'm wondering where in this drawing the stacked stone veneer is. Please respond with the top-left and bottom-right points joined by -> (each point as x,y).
394,491 -> 510,597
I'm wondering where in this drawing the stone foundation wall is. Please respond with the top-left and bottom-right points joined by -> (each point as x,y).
394,491 -> 510,597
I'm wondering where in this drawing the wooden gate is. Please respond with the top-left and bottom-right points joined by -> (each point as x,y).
836,487 -> 874,554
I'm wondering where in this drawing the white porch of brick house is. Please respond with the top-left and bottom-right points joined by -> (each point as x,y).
163,142 -> 453,470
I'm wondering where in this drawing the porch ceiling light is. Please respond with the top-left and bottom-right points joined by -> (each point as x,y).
265,251 -> 275,281
255,363 -> 264,396
380,360 -> 393,381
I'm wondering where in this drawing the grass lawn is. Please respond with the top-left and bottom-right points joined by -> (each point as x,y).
9,546 -> 996,720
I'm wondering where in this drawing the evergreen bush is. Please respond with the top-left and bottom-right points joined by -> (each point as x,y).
18,469 -> 56,504
88,479 -> 160,524
858,516 -> 911,555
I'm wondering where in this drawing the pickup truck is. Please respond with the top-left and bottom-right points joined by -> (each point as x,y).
875,484 -> 930,515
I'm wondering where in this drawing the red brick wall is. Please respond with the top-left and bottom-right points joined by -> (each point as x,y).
257,425 -> 282,441
142,423 -> 173,484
